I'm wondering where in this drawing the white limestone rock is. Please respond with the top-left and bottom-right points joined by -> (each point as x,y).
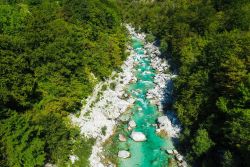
157,115 -> 181,138
176,154 -> 184,162
166,150 -> 174,154
156,128 -> 161,133
173,150 -> 178,155
69,155 -> 79,164
118,150 -> 130,159
128,120 -> 136,128
158,116 -> 171,127
181,161 -> 188,167
130,131 -> 147,142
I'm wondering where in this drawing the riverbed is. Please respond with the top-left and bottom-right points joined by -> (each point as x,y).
116,36 -> 175,167
71,26 -> 185,167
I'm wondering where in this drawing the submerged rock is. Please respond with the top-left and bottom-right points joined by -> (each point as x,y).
130,131 -> 147,142
128,120 -> 136,128
152,123 -> 157,127
118,150 -> 130,159
118,134 -> 127,142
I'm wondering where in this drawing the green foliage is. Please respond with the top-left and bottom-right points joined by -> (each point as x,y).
0,0 -> 126,166
191,129 -> 214,157
110,82 -> 116,91
35,112 -> 75,164
71,138 -> 95,167
145,33 -> 155,43
0,113 -> 45,167
221,150 -> 234,167
0,3 -> 29,34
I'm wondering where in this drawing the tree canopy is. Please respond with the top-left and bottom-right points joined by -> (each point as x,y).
0,0 -> 126,166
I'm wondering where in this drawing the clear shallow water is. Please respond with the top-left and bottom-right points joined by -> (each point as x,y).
119,38 -> 174,167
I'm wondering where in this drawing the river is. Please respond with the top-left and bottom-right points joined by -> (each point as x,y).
116,36 -> 175,166
72,26 -> 184,167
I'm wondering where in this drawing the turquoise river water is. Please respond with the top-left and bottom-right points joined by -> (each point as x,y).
118,37 -> 175,167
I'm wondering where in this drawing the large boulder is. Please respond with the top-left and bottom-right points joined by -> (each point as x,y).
157,115 -> 181,138
118,134 -> 127,142
157,116 -> 171,128
118,150 -> 130,159
128,120 -> 136,128
130,131 -> 147,142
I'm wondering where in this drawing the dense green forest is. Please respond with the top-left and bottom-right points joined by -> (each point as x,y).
0,0 -> 127,166
116,0 -> 249,166
1,0 -> 249,166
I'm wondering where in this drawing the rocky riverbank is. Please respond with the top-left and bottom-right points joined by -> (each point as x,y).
71,51 -> 137,167
71,25 -> 186,167
144,37 -> 181,139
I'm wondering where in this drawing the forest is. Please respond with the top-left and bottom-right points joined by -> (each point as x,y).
0,0 -> 249,167
116,0 -> 249,166
0,0 -> 127,166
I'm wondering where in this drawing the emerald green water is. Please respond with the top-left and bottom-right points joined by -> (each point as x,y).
118,38 -> 174,167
